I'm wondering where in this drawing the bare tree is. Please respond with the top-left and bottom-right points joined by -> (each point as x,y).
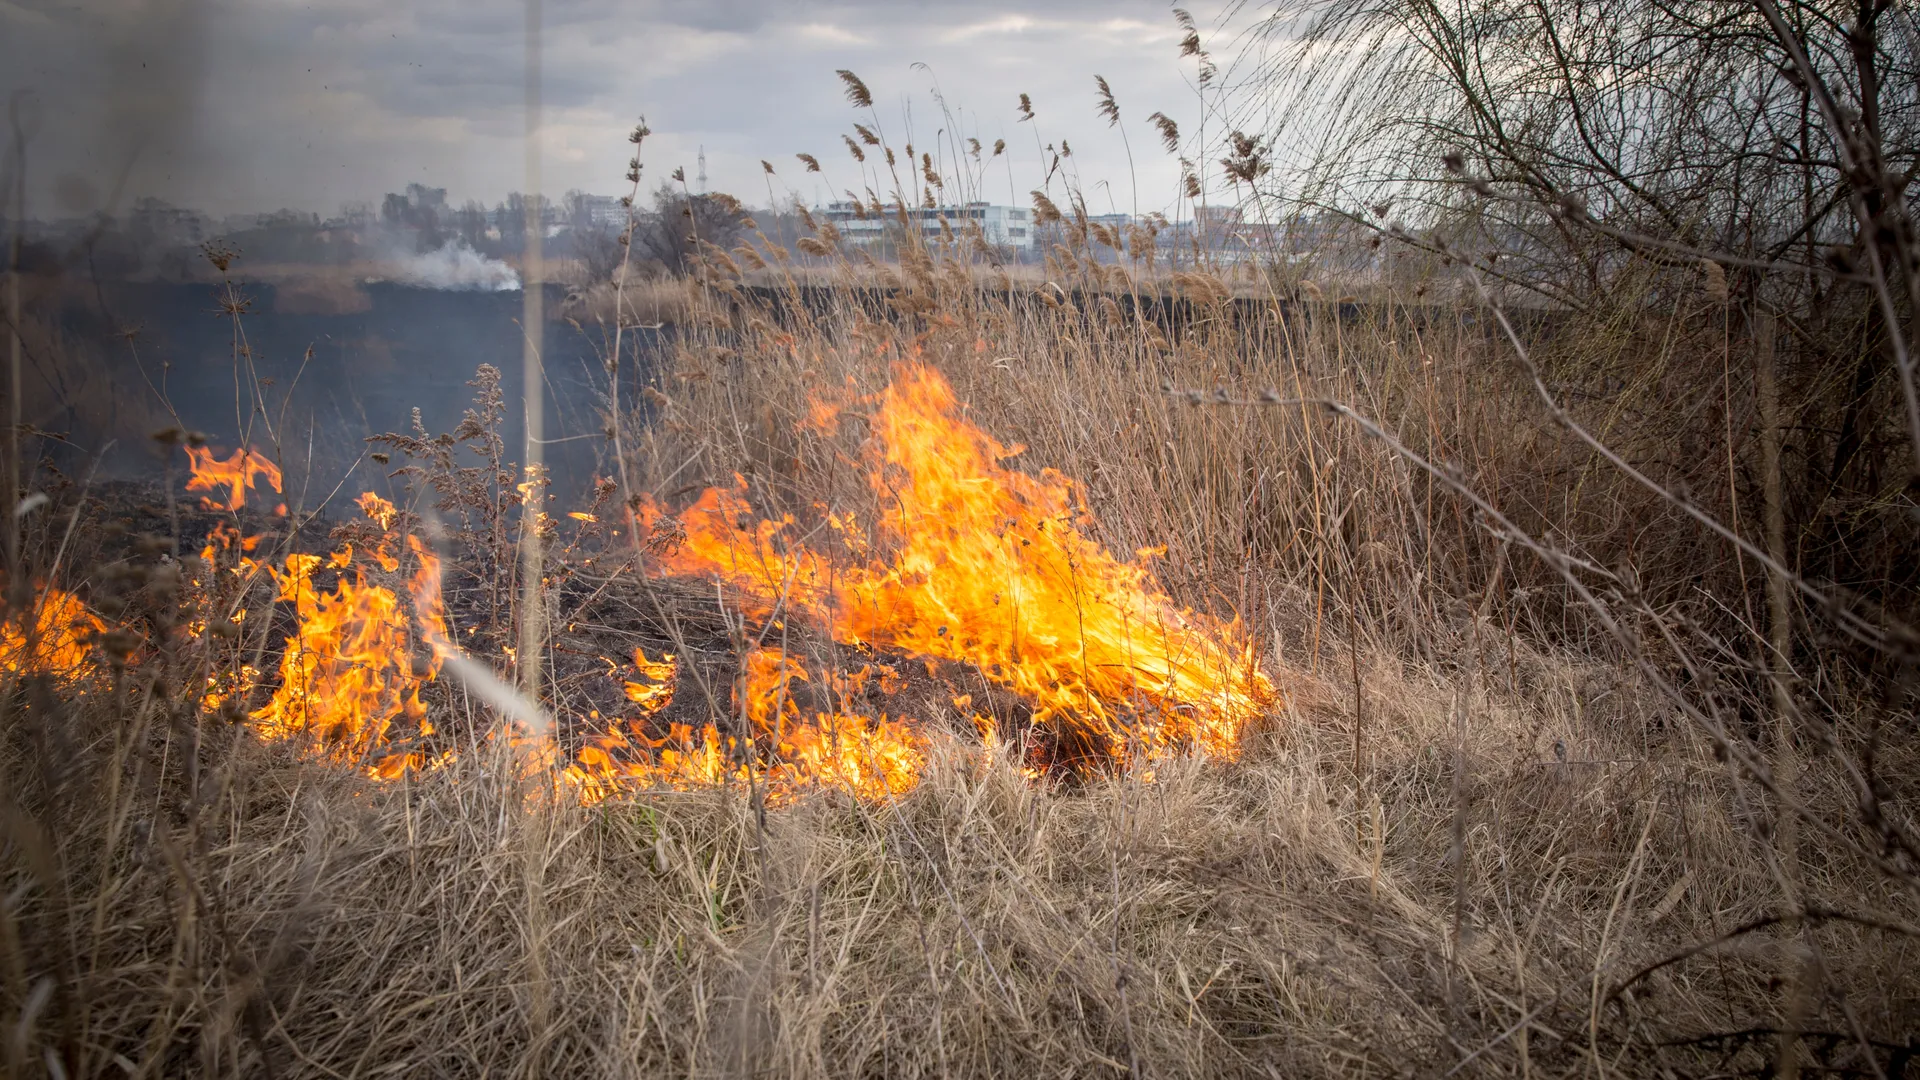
1247,0 -> 1920,627
633,184 -> 749,275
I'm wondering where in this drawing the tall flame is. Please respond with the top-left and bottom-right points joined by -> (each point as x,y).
247,498 -> 444,778
185,445 -> 285,515
173,363 -> 1273,803
638,362 -> 1273,769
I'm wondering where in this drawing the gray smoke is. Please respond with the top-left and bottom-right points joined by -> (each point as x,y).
386,240 -> 521,292
104,0 -> 211,212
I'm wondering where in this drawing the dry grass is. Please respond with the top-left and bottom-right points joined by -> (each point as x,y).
20,630 -> 1904,1078
6,143 -> 1919,1080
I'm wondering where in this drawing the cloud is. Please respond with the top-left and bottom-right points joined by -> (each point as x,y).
795,23 -> 873,48
3,0 -> 1230,219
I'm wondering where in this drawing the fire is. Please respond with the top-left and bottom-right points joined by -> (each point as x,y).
185,445 -> 286,514
623,646 -> 676,711
164,362 -> 1270,803
200,522 -> 266,571
736,646 -> 926,797
637,362 -> 1273,771
356,492 -> 398,531
1,587 -> 105,681
561,645 -> 924,803
247,497 -> 445,778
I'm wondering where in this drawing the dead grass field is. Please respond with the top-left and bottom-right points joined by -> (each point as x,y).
5,228 -> 1917,1079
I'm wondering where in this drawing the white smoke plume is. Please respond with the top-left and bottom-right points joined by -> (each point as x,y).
387,241 -> 521,292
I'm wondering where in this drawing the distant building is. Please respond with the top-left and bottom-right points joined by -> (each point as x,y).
566,192 -> 631,232
1195,204 -> 1244,232
821,201 -> 1034,252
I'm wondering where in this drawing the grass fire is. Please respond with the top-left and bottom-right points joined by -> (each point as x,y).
158,360 -> 1272,804
5,7 -> 1920,1077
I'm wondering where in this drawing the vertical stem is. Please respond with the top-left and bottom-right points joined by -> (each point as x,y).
518,0 -> 546,705
1722,300 -> 1754,632
517,1 -> 551,1064
1755,311 -> 1797,884
1446,687 -> 1468,1028
1757,309 -> 1806,1080
1348,563 -> 1365,785
7,98 -> 24,580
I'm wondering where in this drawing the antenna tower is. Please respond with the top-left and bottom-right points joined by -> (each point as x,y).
697,145 -> 708,194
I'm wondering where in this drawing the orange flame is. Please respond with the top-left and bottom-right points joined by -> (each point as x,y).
639,362 -> 1274,771
561,645 -> 924,803
185,445 -> 285,514
623,646 -> 676,712
248,497 -> 444,778
1,588 -> 105,681
181,364 -> 1270,804
736,646 -> 926,798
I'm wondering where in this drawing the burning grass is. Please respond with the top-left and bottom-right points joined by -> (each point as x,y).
6,140 -> 1919,1080
12,363 -> 1274,827
106,359 -> 1270,807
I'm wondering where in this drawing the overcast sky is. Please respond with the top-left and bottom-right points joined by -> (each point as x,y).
2,0 -> 1252,220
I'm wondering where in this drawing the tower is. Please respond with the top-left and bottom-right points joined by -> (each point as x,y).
697,145 -> 708,194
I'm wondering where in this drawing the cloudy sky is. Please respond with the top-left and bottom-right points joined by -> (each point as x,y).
2,0 -> 1254,220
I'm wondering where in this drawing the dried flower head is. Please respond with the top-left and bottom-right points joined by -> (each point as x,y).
1220,131 -> 1269,184
1147,112 -> 1179,153
837,70 -> 874,109
1094,75 -> 1120,127
797,153 -> 822,173
1700,258 -> 1729,304
1017,93 -> 1034,122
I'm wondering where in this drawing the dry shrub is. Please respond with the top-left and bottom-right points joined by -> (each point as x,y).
564,277 -> 691,329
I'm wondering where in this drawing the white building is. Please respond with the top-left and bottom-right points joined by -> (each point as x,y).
821,201 -> 1034,252
566,193 -> 632,231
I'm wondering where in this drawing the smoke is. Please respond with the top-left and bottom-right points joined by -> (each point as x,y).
386,241 -> 521,292
108,0 -> 209,204
1,0 -> 212,216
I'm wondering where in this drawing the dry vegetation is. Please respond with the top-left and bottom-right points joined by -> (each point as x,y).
7,11 -> 1920,1079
